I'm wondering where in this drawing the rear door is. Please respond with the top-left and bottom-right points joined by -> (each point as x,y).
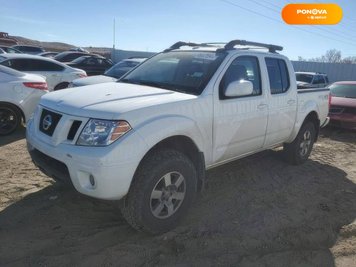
263,57 -> 297,147
213,55 -> 268,163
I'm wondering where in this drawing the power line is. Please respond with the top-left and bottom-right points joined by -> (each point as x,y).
219,0 -> 356,47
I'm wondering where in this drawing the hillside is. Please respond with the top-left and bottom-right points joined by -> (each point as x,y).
9,34 -> 112,56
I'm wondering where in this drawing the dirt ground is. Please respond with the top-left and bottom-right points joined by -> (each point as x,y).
0,126 -> 356,267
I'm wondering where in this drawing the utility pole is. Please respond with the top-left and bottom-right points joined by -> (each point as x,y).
112,18 -> 116,63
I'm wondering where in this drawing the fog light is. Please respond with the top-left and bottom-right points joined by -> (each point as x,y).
89,174 -> 95,186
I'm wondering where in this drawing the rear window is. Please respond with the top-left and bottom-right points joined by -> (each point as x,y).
14,46 -> 44,53
329,84 -> 356,98
0,65 -> 24,77
265,58 -> 290,94
55,53 -> 85,62
1,58 -> 64,71
296,73 -> 313,83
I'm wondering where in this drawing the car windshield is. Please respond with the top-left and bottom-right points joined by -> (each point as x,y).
120,51 -> 226,95
329,83 -> 356,98
105,60 -> 140,78
296,73 -> 313,83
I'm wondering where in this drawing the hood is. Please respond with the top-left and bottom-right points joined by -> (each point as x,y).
40,82 -> 196,119
331,96 -> 356,108
72,75 -> 117,87
297,81 -> 308,86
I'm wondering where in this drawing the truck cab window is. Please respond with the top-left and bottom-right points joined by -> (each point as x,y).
265,58 -> 290,94
220,56 -> 261,99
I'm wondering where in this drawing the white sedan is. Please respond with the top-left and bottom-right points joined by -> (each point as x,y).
0,54 -> 86,91
0,65 -> 48,135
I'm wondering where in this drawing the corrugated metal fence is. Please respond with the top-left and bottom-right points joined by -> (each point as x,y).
111,49 -> 155,63
292,61 -> 356,83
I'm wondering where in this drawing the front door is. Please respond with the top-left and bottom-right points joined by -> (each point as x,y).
213,55 -> 268,163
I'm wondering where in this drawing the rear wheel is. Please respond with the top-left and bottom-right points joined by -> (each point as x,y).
0,103 -> 22,135
283,121 -> 316,165
120,149 -> 197,234
54,82 -> 69,91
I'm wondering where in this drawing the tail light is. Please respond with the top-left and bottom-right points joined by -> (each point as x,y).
77,73 -> 87,78
23,82 -> 48,91
328,93 -> 332,110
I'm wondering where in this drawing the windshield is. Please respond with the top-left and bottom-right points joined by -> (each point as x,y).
329,83 -> 356,98
296,73 -> 313,83
105,60 -> 141,78
120,51 -> 226,95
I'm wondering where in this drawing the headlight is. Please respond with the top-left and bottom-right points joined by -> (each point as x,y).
77,119 -> 131,146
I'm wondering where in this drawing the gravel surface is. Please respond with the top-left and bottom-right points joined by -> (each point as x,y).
0,127 -> 355,267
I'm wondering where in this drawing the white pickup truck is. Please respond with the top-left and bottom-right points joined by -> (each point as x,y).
26,40 -> 329,234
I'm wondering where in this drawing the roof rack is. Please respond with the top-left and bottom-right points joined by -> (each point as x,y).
223,39 -> 283,53
163,39 -> 283,53
164,41 -> 202,52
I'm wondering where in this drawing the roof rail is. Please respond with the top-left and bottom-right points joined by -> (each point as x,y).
223,39 -> 283,53
164,41 -> 202,52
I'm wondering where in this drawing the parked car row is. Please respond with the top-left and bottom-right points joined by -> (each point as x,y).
0,54 -> 87,91
0,53 -> 147,135
70,57 -> 145,87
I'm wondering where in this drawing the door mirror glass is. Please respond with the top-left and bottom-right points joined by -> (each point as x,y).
225,80 -> 253,97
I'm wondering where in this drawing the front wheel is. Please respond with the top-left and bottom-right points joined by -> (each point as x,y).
283,121 -> 316,165
120,149 -> 197,234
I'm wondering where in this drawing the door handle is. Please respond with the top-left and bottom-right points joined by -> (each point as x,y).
287,99 -> 296,105
257,103 -> 268,110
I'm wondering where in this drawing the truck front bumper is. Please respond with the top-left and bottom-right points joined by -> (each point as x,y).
26,118 -> 146,200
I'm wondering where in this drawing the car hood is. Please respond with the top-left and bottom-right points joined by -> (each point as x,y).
297,81 -> 308,85
331,96 -> 356,108
40,82 -> 196,119
72,75 -> 117,86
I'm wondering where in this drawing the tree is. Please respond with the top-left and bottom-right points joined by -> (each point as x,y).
324,49 -> 342,63
342,56 -> 356,64
298,49 -> 347,63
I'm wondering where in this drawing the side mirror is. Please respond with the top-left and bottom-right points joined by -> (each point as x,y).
225,80 -> 253,97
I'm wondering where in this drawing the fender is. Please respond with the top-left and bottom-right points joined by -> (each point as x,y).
287,99 -> 320,143
134,114 -> 209,164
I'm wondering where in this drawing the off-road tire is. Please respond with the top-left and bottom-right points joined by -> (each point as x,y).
283,121 -> 316,165
120,149 -> 197,234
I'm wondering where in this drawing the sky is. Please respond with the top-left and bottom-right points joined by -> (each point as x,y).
1,0 -> 356,60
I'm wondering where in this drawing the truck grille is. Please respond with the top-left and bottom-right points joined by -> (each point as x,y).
67,120 -> 82,140
39,109 -> 62,136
